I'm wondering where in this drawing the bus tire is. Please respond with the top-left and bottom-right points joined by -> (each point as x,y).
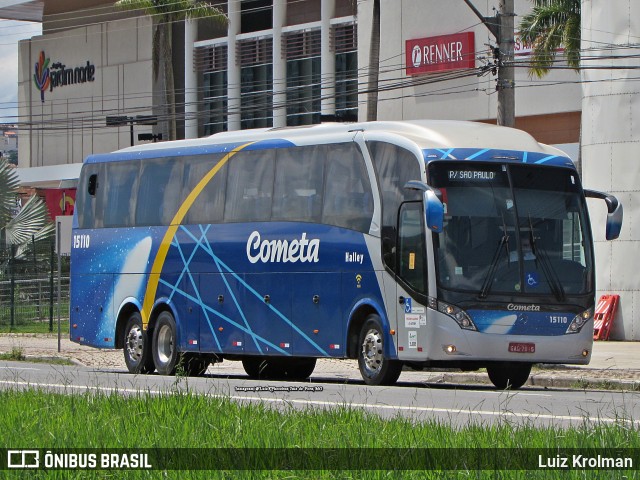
487,363 -> 532,390
123,312 -> 155,374
242,357 -> 269,379
152,311 -> 179,375
241,357 -> 316,380
181,354 -> 210,377
357,315 -> 402,386
284,358 -> 316,380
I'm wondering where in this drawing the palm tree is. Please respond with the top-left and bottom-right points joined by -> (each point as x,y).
519,0 -> 581,78
115,0 -> 227,140
0,158 -> 53,256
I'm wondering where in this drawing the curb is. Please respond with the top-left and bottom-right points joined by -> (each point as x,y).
417,371 -> 640,391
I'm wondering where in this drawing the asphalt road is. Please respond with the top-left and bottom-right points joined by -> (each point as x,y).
1,360 -> 639,429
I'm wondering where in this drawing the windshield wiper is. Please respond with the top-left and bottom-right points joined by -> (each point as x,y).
479,216 -> 510,299
528,215 -> 565,301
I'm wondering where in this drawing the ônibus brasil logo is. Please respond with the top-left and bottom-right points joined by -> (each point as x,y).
33,51 -> 50,103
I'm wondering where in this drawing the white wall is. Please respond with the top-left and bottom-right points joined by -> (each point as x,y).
358,0 -> 582,123
18,17 -> 155,168
582,0 -> 640,340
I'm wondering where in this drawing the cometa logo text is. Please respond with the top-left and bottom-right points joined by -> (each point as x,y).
246,231 -> 320,264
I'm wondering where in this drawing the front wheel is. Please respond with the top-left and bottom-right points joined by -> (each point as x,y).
487,363 -> 532,390
152,311 -> 179,375
357,315 -> 402,386
123,312 -> 155,374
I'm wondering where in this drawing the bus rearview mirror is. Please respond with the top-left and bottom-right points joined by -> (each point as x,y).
584,189 -> 623,240
403,181 -> 444,233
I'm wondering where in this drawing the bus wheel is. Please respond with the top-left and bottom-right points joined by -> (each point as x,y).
181,354 -> 210,377
358,315 -> 402,386
242,358 -> 268,379
284,358 -> 316,380
123,312 -> 154,374
152,311 -> 179,375
487,363 -> 532,390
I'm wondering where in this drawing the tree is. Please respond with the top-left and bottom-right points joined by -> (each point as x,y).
115,0 -> 227,140
0,158 -> 53,256
519,0 -> 581,78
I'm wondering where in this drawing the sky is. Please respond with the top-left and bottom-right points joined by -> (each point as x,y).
0,20 -> 42,125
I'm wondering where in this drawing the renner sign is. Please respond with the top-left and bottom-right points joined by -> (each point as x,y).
406,32 -> 475,75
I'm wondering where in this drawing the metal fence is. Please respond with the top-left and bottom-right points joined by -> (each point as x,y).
0,239 -> 70,330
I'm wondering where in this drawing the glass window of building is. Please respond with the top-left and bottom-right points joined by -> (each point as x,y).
334,23 -> 358,122
239,38 -> 273,129
197,44 -> 228,135
285,29 -> 321,126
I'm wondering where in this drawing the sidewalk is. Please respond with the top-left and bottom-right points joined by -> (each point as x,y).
0,333 -> 638,390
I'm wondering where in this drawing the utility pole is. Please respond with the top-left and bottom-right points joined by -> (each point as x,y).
463,0 -> 515,127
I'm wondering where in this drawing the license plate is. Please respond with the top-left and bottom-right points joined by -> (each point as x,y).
508,342 -> 535,353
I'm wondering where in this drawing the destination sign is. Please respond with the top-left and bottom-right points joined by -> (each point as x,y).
447,170 -> 497,181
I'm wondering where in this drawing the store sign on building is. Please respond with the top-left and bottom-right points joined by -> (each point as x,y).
33,51 -> 96,103
406,33 -> 475,75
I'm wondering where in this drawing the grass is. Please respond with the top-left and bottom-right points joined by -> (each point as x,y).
0,346 -> 74,365
0,388 -> 638,479
0,318 -> 70,334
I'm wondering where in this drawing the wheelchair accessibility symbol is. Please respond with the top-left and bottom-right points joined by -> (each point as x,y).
526,272 -> 539,288
404,298 -> 412,313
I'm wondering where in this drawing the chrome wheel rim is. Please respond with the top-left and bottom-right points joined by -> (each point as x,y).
125,325 -> 143,364
157,324 -> 174,366
361,328 -> 383,376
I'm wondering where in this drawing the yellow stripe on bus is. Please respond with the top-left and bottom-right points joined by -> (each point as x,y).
140,142 -> 254,328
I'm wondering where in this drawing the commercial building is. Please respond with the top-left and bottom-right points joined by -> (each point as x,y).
3,0 -> 638,339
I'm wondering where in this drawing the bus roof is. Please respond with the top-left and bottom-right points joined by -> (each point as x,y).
89,120 -> 571,166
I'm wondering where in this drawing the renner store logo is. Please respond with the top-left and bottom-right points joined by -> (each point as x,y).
406,32 -> 475,75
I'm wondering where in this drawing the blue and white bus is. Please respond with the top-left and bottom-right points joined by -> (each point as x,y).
70,120 -> 622,389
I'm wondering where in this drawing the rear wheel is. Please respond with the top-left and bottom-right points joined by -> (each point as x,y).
487,363 -> 532,390
358,315 -> 402,386
123,312 -> 154,374
181,354 -> 210,377
152,311 -> 179,375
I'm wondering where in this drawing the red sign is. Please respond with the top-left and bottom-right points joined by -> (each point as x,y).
40,188 -> 76,219
406,32 -> 475,75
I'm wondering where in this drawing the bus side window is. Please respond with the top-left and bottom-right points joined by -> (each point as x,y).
103,162 -> 140,228
183,154 -> 227,225
77,165 -> 101,229
322,143 -> 373,232
225,150 -> 275,222
135,157 -> 183,226
272,146 -> 324,223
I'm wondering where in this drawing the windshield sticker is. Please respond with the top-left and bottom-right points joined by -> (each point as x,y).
455,266 -> 463,275
526,272 -> 540,288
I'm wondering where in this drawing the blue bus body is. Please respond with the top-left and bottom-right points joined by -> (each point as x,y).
70,121 -> 622,388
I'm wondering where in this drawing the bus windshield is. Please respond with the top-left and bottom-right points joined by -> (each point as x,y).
430,162 -> 593,297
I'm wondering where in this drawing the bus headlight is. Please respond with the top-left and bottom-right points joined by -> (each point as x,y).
437,301 -> 477,331
566,308 -> 593,334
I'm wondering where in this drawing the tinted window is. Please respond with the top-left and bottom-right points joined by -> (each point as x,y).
184,154 -> 228,225
77,164 -> 102,229
136,158 -> 184,226
103,162 -> 139,227
322,143 -> 373,232
272,146 -> 324,222
225,149 -> 275,222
